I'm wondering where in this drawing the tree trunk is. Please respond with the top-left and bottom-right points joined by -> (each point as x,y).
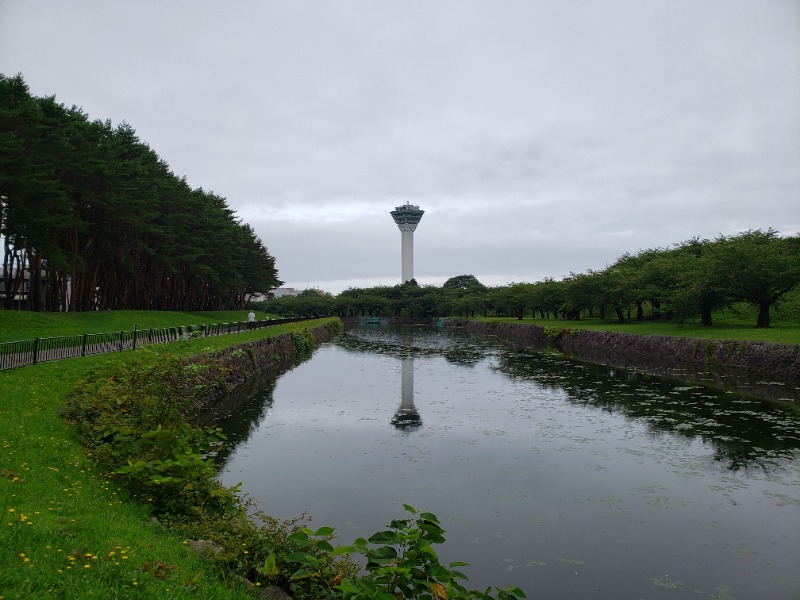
700,305 -> 713,327
651,299 -> 661,320
756,302 -> 771,328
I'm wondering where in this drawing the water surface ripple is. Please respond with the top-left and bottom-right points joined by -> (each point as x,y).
216,326 -> 800,600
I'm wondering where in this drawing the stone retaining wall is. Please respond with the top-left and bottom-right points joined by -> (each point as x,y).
187,322 -> 339,424
451,320 -> 800,377
448,319 -> 800,401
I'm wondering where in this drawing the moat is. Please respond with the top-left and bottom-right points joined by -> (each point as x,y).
216,326 -> 800,599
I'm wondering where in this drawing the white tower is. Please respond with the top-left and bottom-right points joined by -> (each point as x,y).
390,202 -> 424,283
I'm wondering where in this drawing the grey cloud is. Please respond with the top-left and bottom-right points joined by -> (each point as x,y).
1,0 -> 797,294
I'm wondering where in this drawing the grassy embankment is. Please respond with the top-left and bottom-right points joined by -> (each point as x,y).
0,312 -> 331,599
475,295 -> 800,346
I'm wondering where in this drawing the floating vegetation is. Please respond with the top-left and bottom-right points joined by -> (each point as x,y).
650,576 -> 684,589
526,560 -> 548,567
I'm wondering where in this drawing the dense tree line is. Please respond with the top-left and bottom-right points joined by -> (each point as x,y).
0,74 -> 281,311
260,230 -> 800,328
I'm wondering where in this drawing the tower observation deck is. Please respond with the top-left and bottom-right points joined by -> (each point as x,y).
390,203 -> 424,283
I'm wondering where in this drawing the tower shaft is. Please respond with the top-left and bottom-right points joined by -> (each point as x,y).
401,229 -> 414,283
390,203 -> 424,284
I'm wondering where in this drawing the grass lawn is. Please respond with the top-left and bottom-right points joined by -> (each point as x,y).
0,318 -> 336,599
475,297 -> 800,346
472,290 -> 800,345
0,309 -> 274,343
475,316 -> 800,345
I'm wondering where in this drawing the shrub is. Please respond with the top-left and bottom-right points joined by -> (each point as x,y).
290,330 -> 316,357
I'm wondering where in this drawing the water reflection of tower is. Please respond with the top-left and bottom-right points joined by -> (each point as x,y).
391,356 -> 422,431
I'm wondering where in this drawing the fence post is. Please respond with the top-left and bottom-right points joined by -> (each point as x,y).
81,334 -> 87,357
33,338 -> 40,364
132,324 -> 137,350
119,331 -> 124,352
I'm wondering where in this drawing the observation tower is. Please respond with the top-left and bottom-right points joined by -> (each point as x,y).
390,202 -> 424,283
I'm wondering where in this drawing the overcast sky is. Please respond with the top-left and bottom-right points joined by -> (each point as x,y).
2,1 -> 798,293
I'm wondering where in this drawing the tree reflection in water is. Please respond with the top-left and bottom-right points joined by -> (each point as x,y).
495,349 -> 800,472
339,326 -> 800,473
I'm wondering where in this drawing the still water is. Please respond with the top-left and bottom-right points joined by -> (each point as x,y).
216,326 -> 800,599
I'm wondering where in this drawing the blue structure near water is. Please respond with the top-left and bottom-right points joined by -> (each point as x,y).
358,316 -> 390,326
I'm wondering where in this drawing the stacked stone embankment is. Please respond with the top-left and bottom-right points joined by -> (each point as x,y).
185,322 -> 338,423
449,319 -> 800,382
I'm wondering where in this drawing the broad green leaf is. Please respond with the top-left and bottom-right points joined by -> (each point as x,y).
288,531 -> 309,546
420,512 -> 439,523
420,545 -> 438,558
367,546 -> 398,560
289,568 -> 318,580
256,553 -> 279,577
368,530 -> 402,544
284,551 -> 313,564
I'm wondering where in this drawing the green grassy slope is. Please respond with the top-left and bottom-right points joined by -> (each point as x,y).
0,319 -> 333,599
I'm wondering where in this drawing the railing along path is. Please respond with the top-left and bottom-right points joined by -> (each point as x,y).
0,317 -> 314,371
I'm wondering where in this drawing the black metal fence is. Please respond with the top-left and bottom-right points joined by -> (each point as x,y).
0,316 -> 315,371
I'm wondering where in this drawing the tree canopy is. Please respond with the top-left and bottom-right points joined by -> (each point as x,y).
260,230 -> 800,328
0,74 -> 281,311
